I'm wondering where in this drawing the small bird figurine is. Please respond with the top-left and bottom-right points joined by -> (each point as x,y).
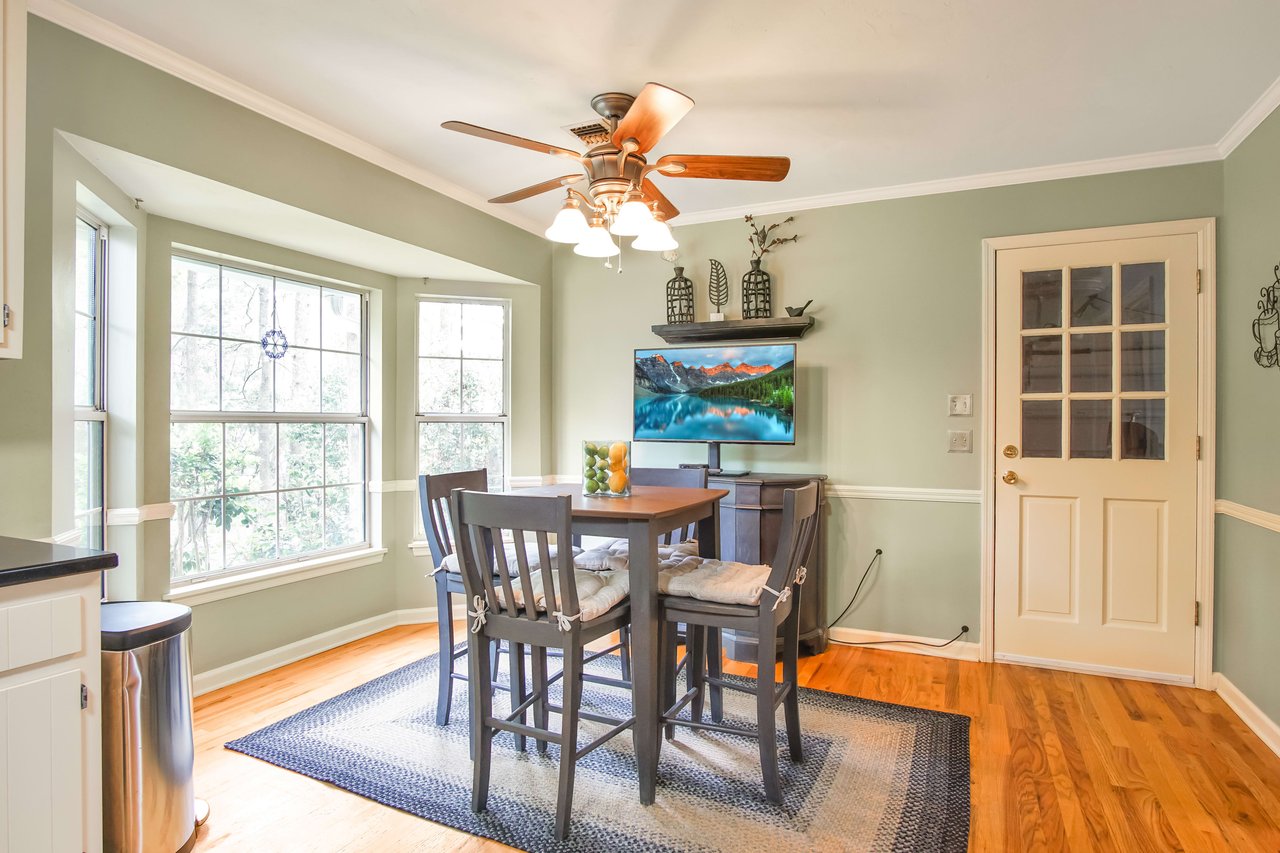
785,300 -> 813,317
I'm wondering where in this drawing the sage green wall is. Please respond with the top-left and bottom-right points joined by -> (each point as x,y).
1215,102 -> 1280,723
551,163 -> 1222,641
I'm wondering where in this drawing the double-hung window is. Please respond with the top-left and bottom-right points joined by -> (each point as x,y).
416,297 -> 508,493
73,213 -> 107,550
169,255 -> 369,583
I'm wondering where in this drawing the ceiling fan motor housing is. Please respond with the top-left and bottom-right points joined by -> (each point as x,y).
583,149 -> 647,209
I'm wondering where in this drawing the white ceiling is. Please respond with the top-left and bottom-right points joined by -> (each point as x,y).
52,0 -> 1280,232
65,135 -> 529,283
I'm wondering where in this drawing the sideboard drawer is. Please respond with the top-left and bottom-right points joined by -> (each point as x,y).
0,594 -> 83,672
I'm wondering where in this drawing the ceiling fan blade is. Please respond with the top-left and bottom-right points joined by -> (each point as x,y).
488,174 -> 584,204
654,155 -> 791,182
642,178 -> 680,221
612,83 -> 694,154
441,121 -> 581,161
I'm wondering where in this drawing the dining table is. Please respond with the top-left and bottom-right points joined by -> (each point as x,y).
509,482 -> 728,805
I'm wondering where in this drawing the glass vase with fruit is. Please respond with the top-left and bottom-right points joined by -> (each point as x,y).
582,441 -> 630,497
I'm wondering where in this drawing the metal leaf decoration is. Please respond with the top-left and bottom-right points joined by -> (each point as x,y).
708,259 -> 729,310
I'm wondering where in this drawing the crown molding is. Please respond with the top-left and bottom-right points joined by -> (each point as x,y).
1216,74 -> 1280,158
31,0 -> 1280,232
27,0 -> 543,235
673,144 -> 1224,226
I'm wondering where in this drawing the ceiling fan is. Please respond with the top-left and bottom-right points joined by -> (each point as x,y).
442,82 -> 791,257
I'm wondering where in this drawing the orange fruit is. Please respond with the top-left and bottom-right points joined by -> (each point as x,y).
608,470 -> 628,493
609,442 -> 627,464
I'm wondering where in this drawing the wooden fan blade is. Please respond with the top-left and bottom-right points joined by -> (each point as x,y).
488,174 -> 583,204
642,178 -> 679,221
441,121 -> 581,161
655,154 -> 790,182
612,83 -> 694,154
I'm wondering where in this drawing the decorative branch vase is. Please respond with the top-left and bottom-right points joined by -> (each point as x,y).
742,258 -> 772,319
582,440 -> 630,497
665,267 -> 694,324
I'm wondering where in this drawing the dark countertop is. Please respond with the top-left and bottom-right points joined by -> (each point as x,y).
0,536 -> 118,589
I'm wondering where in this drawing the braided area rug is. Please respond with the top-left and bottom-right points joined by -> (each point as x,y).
226,651 -> 969,852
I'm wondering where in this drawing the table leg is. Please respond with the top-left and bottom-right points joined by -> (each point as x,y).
628,518 -> 660,805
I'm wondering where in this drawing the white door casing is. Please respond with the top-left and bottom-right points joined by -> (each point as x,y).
981,220 -> 1215,686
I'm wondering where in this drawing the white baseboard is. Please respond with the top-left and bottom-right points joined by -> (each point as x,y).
993,652 -> 1193,685
828,627 -> 980,662
1214,672 -> 1280,758
191,604 -> 468,696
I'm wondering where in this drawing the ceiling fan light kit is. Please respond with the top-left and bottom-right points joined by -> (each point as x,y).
544,195 -> 591,243
443,83 -> 791,260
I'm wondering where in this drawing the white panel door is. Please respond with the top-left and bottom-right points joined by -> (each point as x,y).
994,234 -> 1199,681
2,670 -> 83,853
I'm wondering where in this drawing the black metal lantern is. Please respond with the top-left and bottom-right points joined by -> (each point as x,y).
742,259 -> 772,319
666,266 -> 695,324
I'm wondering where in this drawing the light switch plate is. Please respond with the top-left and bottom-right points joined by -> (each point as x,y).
948,429 -> 972,453
948,394 -> 973,416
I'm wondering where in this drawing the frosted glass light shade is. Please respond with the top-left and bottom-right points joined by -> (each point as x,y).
544,205 -> 590,243
631,218 -> 678,252
609,198 -> 653,236
574,223 -> 620,257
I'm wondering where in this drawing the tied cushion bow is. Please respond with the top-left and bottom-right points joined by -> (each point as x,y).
553,610 -> 582,632
468,595 -> 489,634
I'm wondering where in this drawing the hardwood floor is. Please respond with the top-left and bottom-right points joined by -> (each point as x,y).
191,624 -> 1280,852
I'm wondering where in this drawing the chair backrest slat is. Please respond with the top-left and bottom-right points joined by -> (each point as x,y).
419,468 -> 489,567
630,467 -> 708,545
449,489 -> 576,628
764,482 -> 821,595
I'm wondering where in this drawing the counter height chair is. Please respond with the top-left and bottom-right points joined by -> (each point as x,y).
630,466 -> 724,724
449,488 -> 635,840
658,481 -> 820,803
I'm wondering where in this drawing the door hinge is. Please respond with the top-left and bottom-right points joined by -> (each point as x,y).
2,303 -> 9,328
1196,435 -> 1202,460
1196,269 -> 1202,294
80,683 -> 88,710
1194,601 -> 1201,627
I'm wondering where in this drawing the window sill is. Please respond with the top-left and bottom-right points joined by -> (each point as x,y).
408,540 -> 433,559
165,546 -> 389,607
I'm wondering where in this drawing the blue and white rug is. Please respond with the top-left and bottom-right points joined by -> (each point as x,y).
226,651 -> 969,852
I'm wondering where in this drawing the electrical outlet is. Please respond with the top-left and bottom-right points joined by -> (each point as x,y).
948,394 -> 973,416
948,429 -> 972,453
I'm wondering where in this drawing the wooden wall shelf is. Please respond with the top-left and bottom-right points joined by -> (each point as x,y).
650,315 -> 815,344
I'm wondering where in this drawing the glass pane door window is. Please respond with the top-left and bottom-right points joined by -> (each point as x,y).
169,255 -> 370,582
1019,263 -> 1169,460
416,298 -> 509,496
74,215 -> 107,549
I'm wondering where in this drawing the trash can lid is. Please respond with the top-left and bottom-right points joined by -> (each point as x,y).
101,601 -> 192,651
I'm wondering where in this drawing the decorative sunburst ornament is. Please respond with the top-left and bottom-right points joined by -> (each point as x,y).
261,328 -> 289,359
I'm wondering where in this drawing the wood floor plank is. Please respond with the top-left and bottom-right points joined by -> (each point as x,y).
188,626 -> 1280,852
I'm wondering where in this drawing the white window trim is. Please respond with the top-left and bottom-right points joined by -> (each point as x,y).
413,295 -> 512,536
165,545 -> 388,607
168,252 -> 374,589
74,209 -> 108,550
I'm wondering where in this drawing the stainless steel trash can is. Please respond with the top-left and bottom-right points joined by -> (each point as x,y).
101,602 -> 198,853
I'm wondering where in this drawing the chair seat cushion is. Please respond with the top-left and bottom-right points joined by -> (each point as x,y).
434,543 -> 580,578
574,538 -> 699,572
659,555 -> 773,607
494,569 -> 630,624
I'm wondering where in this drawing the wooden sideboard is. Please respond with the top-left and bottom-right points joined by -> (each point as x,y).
708,472 -> 828,660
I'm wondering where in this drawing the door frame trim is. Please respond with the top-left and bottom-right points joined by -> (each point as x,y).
979,218 -> 1217,689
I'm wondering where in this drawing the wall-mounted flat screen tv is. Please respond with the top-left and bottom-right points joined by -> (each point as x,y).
633,343 -> 796,444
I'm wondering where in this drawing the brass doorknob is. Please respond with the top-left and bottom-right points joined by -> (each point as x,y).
1002,470 -> 1019,485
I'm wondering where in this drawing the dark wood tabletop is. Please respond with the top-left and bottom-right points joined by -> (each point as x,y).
508,484 -> 730,519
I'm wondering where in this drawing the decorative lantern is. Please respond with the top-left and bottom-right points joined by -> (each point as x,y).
742,259 -> 772,319
666,266 -> 694,324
